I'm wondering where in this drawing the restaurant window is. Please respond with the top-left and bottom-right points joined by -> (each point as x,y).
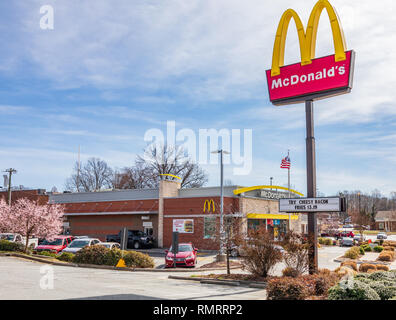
204,216 -> 216,239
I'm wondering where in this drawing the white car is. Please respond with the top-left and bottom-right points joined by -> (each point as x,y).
0,233 -> 38,249
61,238 -> 101,254
99,242 -> 121,250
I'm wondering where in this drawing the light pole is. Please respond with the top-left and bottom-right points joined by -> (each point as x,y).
270,177 -> 273,190
211,149 -> 230,262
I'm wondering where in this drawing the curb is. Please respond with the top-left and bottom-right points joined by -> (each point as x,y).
200,279 -> 240,286
168,275 -> 267,289
334,256 -> 391,265
0,253 -> 243,272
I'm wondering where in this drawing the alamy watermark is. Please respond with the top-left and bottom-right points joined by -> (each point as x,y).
39,265 -> 54,290
40,5 -> 54,30
143,121 -> 253,175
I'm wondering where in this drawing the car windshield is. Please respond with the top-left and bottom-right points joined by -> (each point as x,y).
169,244 -> 193,252
68,240 -> 90,248
100,243 -> 111,248
0,234 -> 14,241
41,238 -> 63,246
130,231 -> 145,237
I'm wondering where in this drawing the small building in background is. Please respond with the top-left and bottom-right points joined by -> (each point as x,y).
375,211 -> 396,232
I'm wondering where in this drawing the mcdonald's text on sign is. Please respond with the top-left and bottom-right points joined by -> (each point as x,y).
267,51 -> 354,105
279,197 -> 341,213
267,0 -> 355,105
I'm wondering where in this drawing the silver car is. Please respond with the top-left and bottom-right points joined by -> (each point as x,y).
340,237 -> 354,247
61,238 -> 101,254
377,233 -> 388,240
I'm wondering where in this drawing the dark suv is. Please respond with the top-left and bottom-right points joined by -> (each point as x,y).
106,230 -> 154,249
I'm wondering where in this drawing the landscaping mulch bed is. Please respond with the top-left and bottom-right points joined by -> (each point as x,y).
198,261 -> 243,269
192,273 -> 274,282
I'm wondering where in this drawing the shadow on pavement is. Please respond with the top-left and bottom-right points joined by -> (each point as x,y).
70,293 -> 164,300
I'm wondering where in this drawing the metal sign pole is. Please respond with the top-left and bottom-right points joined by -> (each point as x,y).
120,227 -> 128,251
172,231 -> 179,268
305,100 -> 318,274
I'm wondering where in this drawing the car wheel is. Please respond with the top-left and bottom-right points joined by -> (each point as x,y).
133,241 -> 140,249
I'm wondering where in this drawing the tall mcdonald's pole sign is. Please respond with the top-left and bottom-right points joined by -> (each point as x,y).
266,0 -> 355,274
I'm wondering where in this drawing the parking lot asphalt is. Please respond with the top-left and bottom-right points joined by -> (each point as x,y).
0,256 -> 267,300
1,241 -> 392,300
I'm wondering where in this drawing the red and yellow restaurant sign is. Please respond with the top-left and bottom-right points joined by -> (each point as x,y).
266,0 -> 355,105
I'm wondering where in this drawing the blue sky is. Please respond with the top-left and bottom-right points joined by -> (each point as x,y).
1,0 -> 396,196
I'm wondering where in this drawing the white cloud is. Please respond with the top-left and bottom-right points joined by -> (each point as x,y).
8,0 -> 394,123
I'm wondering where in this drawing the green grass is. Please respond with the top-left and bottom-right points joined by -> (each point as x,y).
353,230 -> 396,235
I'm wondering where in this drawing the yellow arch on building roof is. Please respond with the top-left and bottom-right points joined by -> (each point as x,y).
160,174 -> 182,180
233,185 -> 304,197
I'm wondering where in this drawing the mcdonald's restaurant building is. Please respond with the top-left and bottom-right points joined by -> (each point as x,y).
50,180 -> 303,250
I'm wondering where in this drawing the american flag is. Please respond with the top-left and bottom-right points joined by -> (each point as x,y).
280,155 -> 291,169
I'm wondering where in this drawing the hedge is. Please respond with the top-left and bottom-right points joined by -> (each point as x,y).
56,252 -> 75,262
360,244 -> 372,252
359,263 -> 377,273
329,271 -> 396,300
0,240 -> 24,252
374,246 -> 384,252
344,247 -> 361,259
377,251 -> 395,262
328,279 -> 380,300
267,277 -> 309,300
267,270 -> 340,300
72,245 -> 154,268
341,261 -> 357,272
123,250 -> 155,268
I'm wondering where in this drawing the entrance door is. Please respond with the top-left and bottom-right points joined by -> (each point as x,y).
144,227 -> 153,236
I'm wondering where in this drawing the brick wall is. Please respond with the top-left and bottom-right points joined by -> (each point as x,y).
63,198 -> 159,241
67,214 -> 158,241
162,196 -> 240,250
0,189 -> 48,205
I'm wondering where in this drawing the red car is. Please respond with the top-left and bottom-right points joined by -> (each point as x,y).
34,235 -> 75,254
335,231 -> 354,239
165,243 -> 198,268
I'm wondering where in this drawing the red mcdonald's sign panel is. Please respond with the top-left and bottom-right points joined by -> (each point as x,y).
266,51 -> 355,105
267,0 -> 355,106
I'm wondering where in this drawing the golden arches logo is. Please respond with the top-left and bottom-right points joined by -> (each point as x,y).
203,199 -> 216,213
271,0 -> 347,77
233,185 -> 304,197
159,174 -> 181,180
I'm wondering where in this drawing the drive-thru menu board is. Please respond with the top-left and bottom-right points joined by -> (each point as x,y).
279,197 -> 341,212
172,219 -> 194,233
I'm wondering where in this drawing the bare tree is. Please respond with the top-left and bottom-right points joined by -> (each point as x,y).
207,200 -> 243,275
65,158 -> 114,192
128,144 -> 208,189
112,163 -> 153,189
280,231 -> 309,276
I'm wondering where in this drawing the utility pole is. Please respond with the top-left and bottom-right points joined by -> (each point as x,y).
211,149 -> 230,262
3,168 -> 17,205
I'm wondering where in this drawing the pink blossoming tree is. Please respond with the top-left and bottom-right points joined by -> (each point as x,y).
0,199 -> 11,232
0,198 -> 64,252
